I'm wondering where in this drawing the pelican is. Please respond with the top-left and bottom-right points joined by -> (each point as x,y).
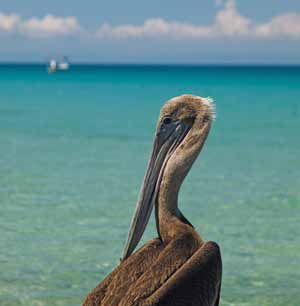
82,94 -> 222,306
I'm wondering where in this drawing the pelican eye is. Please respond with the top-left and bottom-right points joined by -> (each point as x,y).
162,117 -> 172,125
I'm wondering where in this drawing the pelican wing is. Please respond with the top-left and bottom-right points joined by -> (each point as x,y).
114,236 -> 221,306
83,239 -> 221,306
145,241 -> 222,306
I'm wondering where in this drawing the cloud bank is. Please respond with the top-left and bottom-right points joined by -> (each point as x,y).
96,0 -> 300,39
0,12 -> 20,31
21,15 -> 81,38
0,13 -> 81,37
0,0 -> 300,40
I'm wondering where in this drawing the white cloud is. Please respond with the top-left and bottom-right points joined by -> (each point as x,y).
20,15 -> 81,37
96,18 -> 212,39
0,12 -> 81,37
255,13 -> 300,38
0,12 -> 20,31
213,0 -> 251,35
96,0 -> 252,39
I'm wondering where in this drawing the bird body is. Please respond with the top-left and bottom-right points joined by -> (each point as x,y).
82,95 -> 222,306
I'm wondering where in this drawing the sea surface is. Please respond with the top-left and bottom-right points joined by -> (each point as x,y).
0,64 -> 299,306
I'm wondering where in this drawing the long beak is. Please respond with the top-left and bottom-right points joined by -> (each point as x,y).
121,120 -> 191,260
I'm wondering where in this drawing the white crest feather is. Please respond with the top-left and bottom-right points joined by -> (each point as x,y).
202,96 -> 216,121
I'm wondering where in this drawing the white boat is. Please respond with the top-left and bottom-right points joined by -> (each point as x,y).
58,57 -> 69,70
47,57 -> 70,73
48,59 -> 57,73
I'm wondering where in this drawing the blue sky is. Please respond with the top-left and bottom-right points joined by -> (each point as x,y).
0,0 -> 300,63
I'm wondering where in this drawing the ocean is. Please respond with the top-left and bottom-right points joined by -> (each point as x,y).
0,64 -> 299,306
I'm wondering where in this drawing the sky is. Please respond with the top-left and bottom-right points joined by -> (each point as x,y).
0,0 -> 300,64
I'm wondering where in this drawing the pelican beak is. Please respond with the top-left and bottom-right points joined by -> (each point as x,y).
122,119 -> 192,260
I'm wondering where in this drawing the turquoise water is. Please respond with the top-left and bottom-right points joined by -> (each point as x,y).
0,65 -> 299,306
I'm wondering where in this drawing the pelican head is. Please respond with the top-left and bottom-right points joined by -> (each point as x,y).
122,94 -> 215,260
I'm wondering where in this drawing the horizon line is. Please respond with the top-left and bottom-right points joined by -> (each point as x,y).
0,61 -> 300,67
